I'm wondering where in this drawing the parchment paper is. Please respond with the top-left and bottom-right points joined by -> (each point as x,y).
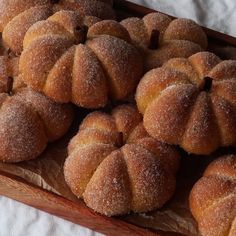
0,115 -> 211,236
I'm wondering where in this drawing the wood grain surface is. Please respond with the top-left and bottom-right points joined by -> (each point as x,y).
0,170 -> 178,236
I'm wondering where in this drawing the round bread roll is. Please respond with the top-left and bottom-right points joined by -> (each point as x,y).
0,1 -> 53,54
56,0 -> 115,19
64,104 -> 180,216
121,12 -> 207,71
0,0 -> 104,54
19,11 -> 143,108
190,154 -> 236,236
136,51 -> 236,155
0,87 -> 74,162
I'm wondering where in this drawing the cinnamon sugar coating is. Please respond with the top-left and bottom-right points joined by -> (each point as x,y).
0,88 -> 74,162
121,12 -> 207,71
19,11 -> 143,108
0,0 -> 53,54
136,52 -> 236,155
0,0 -> 115,54
64,104 -> 180,216
56,0 -> 115,20
190,155 -> 236,236
0,37 -> 74,163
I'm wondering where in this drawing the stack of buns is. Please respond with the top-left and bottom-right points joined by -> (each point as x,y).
0,0 -> 115,54
0,1 -> 235,234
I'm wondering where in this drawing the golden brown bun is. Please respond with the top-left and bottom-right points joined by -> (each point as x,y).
0,0 -> 115,54
56,0 -> 115,20
0,0 -> 51,31
0,87 -> 74,163
136,51 -> 236,155
189,155 -> 236,236
121,13 -> 207,71
0,1 -> 53,54
64,104 -> 180,216
19,11 -> 143,108
87,20 -> 131,42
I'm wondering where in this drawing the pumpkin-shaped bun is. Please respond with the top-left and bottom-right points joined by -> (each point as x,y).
190,155 -> 236,236
64,104 -> 180,216
136,52 -> 236,155
0,0 -> 114,54
121,12 -> 207,71
0,87 -> 74,163
19,11 -> 143,108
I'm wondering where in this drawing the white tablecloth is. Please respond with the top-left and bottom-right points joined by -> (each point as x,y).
132,0 -> 236,37
1,1 -> 236,236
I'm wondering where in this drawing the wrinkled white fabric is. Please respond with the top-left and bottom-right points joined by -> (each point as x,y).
0,196 -> 102,236
131,0 -> 236,36
1,1 -> 235,236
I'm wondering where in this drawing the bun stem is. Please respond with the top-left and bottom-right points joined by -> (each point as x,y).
149,30 -> 160,50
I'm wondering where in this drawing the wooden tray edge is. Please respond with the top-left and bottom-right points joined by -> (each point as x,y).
0,170 -> 164,236
2,1 -> 235,235
114,0 -> 236,46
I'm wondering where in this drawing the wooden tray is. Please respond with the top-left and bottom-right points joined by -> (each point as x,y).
0,1 -> 236,235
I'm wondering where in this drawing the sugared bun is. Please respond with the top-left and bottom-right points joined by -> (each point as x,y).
136,52 -> 236,155
64,104 -> 180,216
56,0 -> 115,19
0,87 -> 74,162
19,11 -> 143,108
0,1 -> 53,54
190,155 -> 236,236
0,0 -> 114,54
121,12 -> 207,71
